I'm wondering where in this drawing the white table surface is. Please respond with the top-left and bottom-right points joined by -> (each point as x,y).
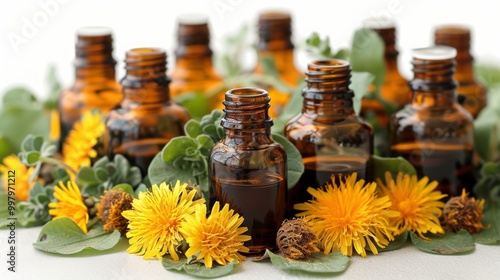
1,226 -> 499,280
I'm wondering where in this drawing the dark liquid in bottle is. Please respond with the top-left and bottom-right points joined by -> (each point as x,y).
113,138 -> 167,176
210,173 -> 286,254
391,142 -> 475,196
288,156 -> 368,215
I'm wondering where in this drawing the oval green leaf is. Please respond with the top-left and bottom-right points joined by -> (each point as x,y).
162,257 -> 237,278
272,133 -> 305,188
266,249 -> 350,273
367,231 -> 408,253
162,137 -> 198,163
33,218 -> 121,254
185,119 -> 202,139
372,155 -> 416,184
410,230 -> 475,255
111,183 -> 135,197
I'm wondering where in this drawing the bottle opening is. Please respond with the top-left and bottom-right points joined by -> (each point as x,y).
225,88 -> 269,101
77,26 -> 113,37
435,25 -> 470,36
258,11 -> 291,21
308,59 -> 349,72
412,46 -> 457,60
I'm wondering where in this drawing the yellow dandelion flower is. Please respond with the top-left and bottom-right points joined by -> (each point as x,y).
122,181 -> 205,260
295,173 -> 398,257
377,172 -> 447,239
0,154 -> 41,201
49,181 -> 89,233
62,110 -> 105,173
180,202 -> 251,269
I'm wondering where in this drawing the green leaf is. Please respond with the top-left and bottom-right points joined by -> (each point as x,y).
2,87 -> 37,107
266,250 -> 350,273
473,207 -> 500,244
475,64 -> 500,88
350,28 -> 386,90
184,119 -> 203,138
0,134 -> 14,161
111,183 -> 135,197
162,257 -> 237,278
372,155 -> 416,184
162,137 -> 198,162
272,133 -> 304,188
350,72 -> 375,115
25,151 -> 41,165
77,167 -> 99,185
410,230 -> 475,255
474,106 -> 500,161
173,92 -> 211,120
33,218 -> 121,254
260,56 -> 279,79
367,231 -> 408,253
272,81 -> 305,135
0,101 -> 50,155
148,153 -> 170,185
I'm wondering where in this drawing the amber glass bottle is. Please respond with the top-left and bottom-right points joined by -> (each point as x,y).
59,27 -> 122,150
254,11 -> 302,117
209,88 -> 287,254
361,20 -> 410,127
435,26 -> 487,118
390,46 -> 475,197
285,59 -> 373,214
104,48 -> 190,176
169,16 -> 224,110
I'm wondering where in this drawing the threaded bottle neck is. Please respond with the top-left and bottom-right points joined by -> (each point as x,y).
303,59 -> 354,117
222,88 -> 273,130
410,46 -> 457,91
372,27 -> 398,58
175,16 -> 212,58
435,26 -> 471,58
121,48 -> 170,105
257,12 -> 294,51
74,27 -> 116,79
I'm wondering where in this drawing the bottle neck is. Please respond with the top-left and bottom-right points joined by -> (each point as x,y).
120,48 -> 170,107
434,26 -> 475,82
221,88 -> 273,142
73,31 -> 116,81
174,46 -> 215,72
256,48 -> 296,73
302,60 -> 355,118
371,26 -> 401,74
410,57 -> 457,106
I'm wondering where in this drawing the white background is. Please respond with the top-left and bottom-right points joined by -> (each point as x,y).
0,0 -> 499,99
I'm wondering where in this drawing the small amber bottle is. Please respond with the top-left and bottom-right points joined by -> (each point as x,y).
169,16 -> 224,110
435,26 -> 487,118
390,46 -> 475,197
253,11 -> 303,117
104,48 -> 190,176
361,19 -> 410,127
209,88 -> 287,254
59,27 -> 122,150
285,59 -> 374,214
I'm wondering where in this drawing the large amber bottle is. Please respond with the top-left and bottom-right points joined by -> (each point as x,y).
361,20 -> 410,127
390,46 -> 475,197
253,11 -> 302,117
209,88 -> 287,254
169,16 -> 224,110
104,48 -> 190,176
285,59 -> 373,214
59,27 -> 122,150
435,26 -> 487,118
